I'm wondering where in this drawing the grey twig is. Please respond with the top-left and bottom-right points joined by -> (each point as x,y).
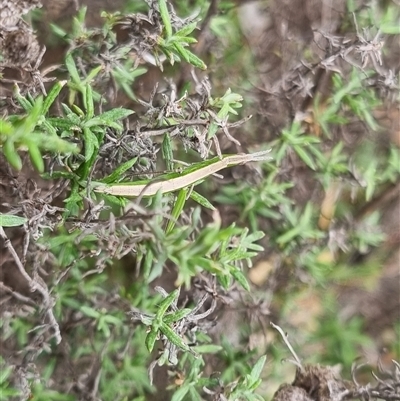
0,227 -> 61,344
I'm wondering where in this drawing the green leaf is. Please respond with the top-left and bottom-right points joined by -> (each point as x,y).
96,108 -> 134,123
80,305 -> 100,319
0,365 -> 12,383
159,323 -> 194,354
13,85 -> 33,111
166,189 -> 188,234
250,355 -> 266,382
50,22 -> 67,38
0,214 -> 28,227
85,65 -> 103,83
42,81 -> 67,115
84,84 -> 94,119
101,157 -> 138,184
3,139 -> 22,170
172,41 -> 190,62
64,186 -> 83,216
276,226 -> 301,245
158,0 -> 172,37
218,273 -> 230,289
172,42 -> 206,70
170,35 -> 197,44
230,268 -> 250,291
156,288 -> 180,321
222,89 -> 243,104
191,344 -> 222,353
207,121 -> 219,139
171,385 -> 190,401
145,324 -> 159,353
174,22 -> 198,37
83,128 -> 99,161
27,142 -> 44,173
293,144 -> 316,170
163,308 -> 192,324
162,133 -> 173,171
188,388 -> 203,401
65,53 -> 81,86
71,104 -> 85,117
190,190 -> 216,210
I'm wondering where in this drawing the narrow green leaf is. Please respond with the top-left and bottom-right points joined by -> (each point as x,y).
145,324 -> 159,353
156,288 -> 180,321
218,273 -> 230,289
207,121 -> 219,139
248,378 -> 262,391
381,24 -> 400,34
42,81 -> 67,115
187,50 -> 207,70
101,157 -> 138,184
245,230 -> 265,244
159,323 -> 193,353
188,387 -> 203,401
83,128 -> 98,161
191,344 -> 222,353
28,142 -> 44,173
162,133 -> 173,171
230,268 -> 250,291
50,22 -> 67,38
170,36 -> 197,44
332,71 -> 361,104
71,104 -> 85,117
175,22 -> 197,37
163,308 -> 192,324
96,108 -> 134,123
65,53 -> 81,85
250,355 -> 267,381
172,41 -> 190,62
13,97 -> 43,139
0,214 -> 27,227
84,84 -> 94,119
3,139 -> 22,170
172,42 -> 206,70
190,190 -> 216,210
158,0 -> 172,37
80,305 -> 100,319
171,385 -> 190,401
0,365 -> 12,382
13,84 -> 33,111
221,89 -> 243,104
166,189 -> 188,234
85,65 -> 103,83
83,117 -> 109,128
293,144 -> 316,170
276,226 -> 301,245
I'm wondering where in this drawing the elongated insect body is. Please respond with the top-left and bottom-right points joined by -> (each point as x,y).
94,150 -> 271,197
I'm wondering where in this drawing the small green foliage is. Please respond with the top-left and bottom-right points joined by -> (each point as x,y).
276,202 -> 325,250
1,84 -> 78,172
0,358 -> 21,399
272,121 -> 321,170
215,167 -> 293,230
140,212 -> 264,289
227,355 -> 267,401
207,88 -> 244,140
351,211 -> 386,254
311,295 -> 373,366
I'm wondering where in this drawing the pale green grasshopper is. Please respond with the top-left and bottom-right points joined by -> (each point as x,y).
94,150 -> 271,197
94,150 -> 271,233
